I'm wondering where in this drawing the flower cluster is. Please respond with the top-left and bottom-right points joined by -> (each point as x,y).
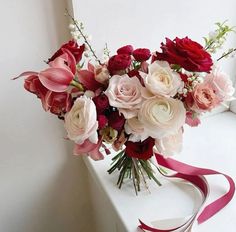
16,34 -> 235,161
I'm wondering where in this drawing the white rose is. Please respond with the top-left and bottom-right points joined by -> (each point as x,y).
138,96 -> 186,139
105,74 -> 145,119
144,61 -> 183,97
124,117 -> 149,142
65,96 -> 98,144
155,129 -> 183,156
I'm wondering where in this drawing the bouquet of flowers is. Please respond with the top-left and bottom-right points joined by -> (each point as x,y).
14,15 -> 236,194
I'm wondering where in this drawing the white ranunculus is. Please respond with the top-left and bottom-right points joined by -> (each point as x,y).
144,61 -> 183,97
155,129 -> 183,156
138,96 -> 186,139
124,117 -> 148,142
64,96 -> 98,144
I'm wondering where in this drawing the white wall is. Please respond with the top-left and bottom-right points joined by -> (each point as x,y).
0,1 -> 94,232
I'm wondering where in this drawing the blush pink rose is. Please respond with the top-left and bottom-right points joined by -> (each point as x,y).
155,129 -> 183,157
105,74 -> 146,119
64,96 -> 98,144
205,68 -> 235,102
192,82 -> 221,112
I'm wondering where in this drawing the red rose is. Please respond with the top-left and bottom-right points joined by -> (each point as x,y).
153,37 -> 213,72
48,40 -> 85,63
93,94 -> 110,113
97,115 -> 108,129
117,45 -> 134,55
125,137 -> 155,160
45,91 -> 72,116
108,111 -> 125,131
133,48 -> 151,61
107,54 -> 131,74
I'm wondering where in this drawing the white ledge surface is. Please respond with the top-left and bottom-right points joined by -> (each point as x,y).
84,111 -> 236,232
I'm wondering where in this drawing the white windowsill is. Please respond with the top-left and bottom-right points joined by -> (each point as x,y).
84,111 -> 236,232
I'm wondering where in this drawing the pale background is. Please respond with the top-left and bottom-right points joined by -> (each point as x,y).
0,0 -> 236,232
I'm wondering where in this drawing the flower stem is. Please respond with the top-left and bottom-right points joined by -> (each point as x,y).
65,9 -> 102,65
70,80 -> 84,91
217,48 -> 236,61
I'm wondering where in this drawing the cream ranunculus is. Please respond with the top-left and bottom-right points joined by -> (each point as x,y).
144,61 -> 183,97
105,74 -> 145,119
155,129 -> 183,156
124,117 -> 149,142
138,96 -> 186,139
64,96 -> 98,144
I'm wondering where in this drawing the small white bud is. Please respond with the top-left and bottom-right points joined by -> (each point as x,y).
196,76 -> 204,83
187,77 -> 192,82
183,88 -> 188,94
192,80 -> 198,86
69,23 -> 76,30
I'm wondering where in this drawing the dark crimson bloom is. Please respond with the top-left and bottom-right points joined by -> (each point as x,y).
117,45 -> 134,55
108,111 -> 125,131
93,94 -> 110,113
133,48 -> 151,61
125,137 -> 155,160
48,40 -> 85,63
153,37 -> 213,72
107,54 -> 131,74
97,114 -> 108,129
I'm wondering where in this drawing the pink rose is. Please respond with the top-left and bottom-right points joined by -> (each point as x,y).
155,129 -> 183,156
64,96 -> 98,144
105,74 -> 145,118
192,82 -> 221,112
205,68 -> 235,102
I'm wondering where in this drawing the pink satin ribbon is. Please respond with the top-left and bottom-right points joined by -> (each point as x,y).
139,153 -> 235,232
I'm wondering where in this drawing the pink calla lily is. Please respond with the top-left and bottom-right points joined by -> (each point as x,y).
39,68 -> 74,92
73,138 -> 104,161
77,70 -> 102,91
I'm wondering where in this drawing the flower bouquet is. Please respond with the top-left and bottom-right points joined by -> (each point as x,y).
14,15 -> 236,195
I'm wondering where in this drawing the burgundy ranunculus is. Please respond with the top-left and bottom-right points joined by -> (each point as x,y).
107,54 -> 131,74
108,111 -> 125,131
48,40 -> 85,63
125,137 -> 155,160
97,114 -> 108,129
153,37 -> 213,72
133,48 -> 151,61
117,45 -> 134,55
93,94 -> 110,113
45,91 -> 72,116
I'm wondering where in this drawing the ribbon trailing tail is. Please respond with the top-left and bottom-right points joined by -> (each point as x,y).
139,153 -> 235,232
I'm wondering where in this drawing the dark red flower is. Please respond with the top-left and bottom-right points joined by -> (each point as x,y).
133,48 -> 151,61
179,73 -> 189,83
108,111 -> 125,131
107,54 -> 131,74
117,45 -> 134,55
127,69 -> 145,86
93,94 -> 109,113
97,115 -> 108,129
153,37 -> 213,72
48,40 -> 85,63
125,137 -> 155,160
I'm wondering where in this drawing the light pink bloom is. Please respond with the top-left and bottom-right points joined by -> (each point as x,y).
139,96 -> 186,139
155,129 -> 183,157
73,138 -> 104,160
124,117 -> 148,142
205,68 -> 235,101
192,82 -> 221,112
185,112 -> 201,127
105,74 -> 145,119
143,61 -> 184,97
64,96 -> 98,144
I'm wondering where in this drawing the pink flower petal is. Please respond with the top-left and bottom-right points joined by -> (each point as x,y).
185,112 -> 201,127
12,71 -> 39,80
77,70 -> 102,91
39,68 -> 74,92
